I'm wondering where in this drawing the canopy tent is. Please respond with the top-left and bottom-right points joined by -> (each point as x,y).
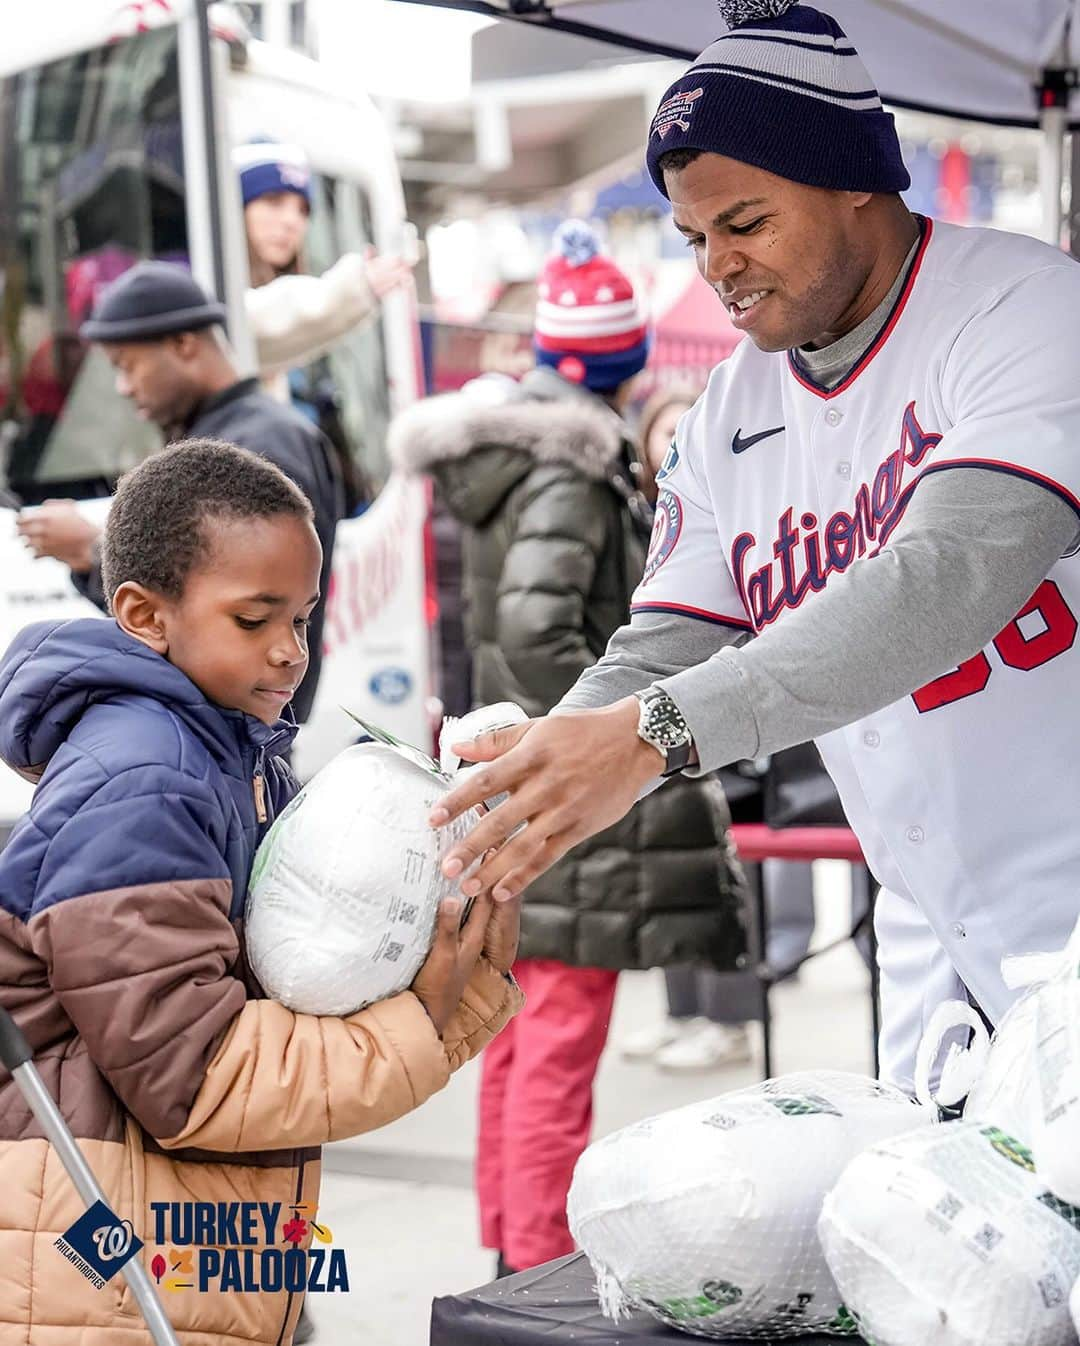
389,0 -> 1079,242
0,1 -> 251,79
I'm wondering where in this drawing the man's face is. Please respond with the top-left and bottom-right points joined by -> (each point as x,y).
103,337 -> 201,429
665,153 -> 873,352
154,513 -> 322,725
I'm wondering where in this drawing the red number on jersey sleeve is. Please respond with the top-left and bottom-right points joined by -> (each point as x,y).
993,580 -> 1077,671
912,580 -> 1076,713
911,653 -> 991,713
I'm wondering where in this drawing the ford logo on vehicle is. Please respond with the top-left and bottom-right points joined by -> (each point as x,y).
369,667 -> 413,705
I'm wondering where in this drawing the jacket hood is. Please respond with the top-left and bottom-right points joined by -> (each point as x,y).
0,619 -> 295,778
388,368 -> 626,479
388,367 -> 630,526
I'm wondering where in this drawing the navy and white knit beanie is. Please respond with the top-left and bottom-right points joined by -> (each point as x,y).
534,221 -> 650,392
232,140 -> 312,208
646,0 -> 909,198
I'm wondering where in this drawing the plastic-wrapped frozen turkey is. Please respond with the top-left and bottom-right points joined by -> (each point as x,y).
964,914 -> 1080,1204
820,1119 -> 1080,1346
567,1071 -> 929,1339
245,705 -> 527,1016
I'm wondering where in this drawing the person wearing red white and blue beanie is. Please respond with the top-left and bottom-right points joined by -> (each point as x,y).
388,218 -> 745,1279
532,219 -> 651,392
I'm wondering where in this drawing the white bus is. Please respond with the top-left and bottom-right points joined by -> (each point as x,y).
0,2 -> 434,834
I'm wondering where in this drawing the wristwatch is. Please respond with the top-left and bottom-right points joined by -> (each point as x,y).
633,686 -> 694,776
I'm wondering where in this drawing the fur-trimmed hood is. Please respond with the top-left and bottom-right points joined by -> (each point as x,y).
388,392 -> 624,480
388,369 -> 631,526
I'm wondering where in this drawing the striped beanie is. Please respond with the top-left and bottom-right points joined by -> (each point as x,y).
533,221 -> 650,392
646,0 -> 909,198
232,140 -> 312,208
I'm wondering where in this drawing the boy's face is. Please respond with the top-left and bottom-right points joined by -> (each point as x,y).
118,513 -> 322,724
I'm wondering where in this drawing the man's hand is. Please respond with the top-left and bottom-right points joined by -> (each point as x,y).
16,501 -> 100,572
429,698 -> 663,903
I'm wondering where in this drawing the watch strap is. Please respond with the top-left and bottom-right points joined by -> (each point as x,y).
661,740 -> 693,776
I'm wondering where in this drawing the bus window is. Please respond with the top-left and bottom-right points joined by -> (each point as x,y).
0,28 -> 184,503
293,172 -> 392,507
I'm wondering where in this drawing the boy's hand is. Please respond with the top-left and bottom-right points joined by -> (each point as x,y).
482,895 -> 521,975
410,894 -> 492,1036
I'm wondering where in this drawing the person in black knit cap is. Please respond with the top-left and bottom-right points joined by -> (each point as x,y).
18,261 -> 344,725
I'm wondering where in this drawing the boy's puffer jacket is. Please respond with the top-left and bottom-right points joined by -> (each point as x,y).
0,618 -> 521,1346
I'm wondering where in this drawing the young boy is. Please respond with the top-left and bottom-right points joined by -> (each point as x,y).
0,440 -> 522,1346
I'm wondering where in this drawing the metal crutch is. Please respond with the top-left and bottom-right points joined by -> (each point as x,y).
0,1005 -> 179,1346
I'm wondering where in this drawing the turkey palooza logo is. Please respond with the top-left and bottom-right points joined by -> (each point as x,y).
147,1201 -> 351,1295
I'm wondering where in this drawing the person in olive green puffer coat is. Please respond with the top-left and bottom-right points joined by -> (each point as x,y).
387,221 -> 746,1279
390,365 -> 746,972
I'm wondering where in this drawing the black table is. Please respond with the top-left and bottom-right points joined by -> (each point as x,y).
430,1252 -> 867,1344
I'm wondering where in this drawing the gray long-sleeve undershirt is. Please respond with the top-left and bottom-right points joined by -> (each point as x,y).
556,467 -> 1079,774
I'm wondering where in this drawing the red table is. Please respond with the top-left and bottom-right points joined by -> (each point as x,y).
728,824 -> 865,864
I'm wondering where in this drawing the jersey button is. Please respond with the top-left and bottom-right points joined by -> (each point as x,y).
825,407 -> 843,426
951,922 -> 967,939
837,461 -> 852,479
905,825 -> 924,844
862,730 -> 880,748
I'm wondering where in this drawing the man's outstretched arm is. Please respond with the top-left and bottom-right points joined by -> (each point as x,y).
429,467 -> 1078,902
553,609 -> 750,714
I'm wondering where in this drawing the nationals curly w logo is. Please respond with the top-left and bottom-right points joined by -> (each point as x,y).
54,1200 -> 143,1289
92,1218 -> 137,1262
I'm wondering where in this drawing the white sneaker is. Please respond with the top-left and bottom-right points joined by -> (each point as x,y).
618,1017 -> 693,1061
655,1021 -> 753,1073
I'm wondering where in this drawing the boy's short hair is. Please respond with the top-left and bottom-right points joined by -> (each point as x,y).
101,438 -> 313,604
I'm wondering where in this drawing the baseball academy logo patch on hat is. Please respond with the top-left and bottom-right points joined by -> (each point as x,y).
651,88 -> 704,141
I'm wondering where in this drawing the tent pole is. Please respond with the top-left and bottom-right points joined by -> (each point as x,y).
1036,29 -> 1076,250
1039,102 -> 1068,247
1070,132 -> 1080,258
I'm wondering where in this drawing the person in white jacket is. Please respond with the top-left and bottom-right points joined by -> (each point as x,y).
233,139 -> 414,390
14,143 -> 414,597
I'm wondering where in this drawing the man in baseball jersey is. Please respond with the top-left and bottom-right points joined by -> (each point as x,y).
429,0 -> 1080,1090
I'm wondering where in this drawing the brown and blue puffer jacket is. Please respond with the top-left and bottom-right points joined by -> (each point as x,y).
0,618 -> 521,1346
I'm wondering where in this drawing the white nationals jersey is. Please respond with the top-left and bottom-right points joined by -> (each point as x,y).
635,219 -> 1080,1024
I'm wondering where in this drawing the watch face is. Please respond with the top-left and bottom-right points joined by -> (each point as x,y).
646,701 -> 688,747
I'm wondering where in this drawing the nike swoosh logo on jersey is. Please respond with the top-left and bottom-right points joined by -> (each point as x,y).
732,425 -> 785,454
